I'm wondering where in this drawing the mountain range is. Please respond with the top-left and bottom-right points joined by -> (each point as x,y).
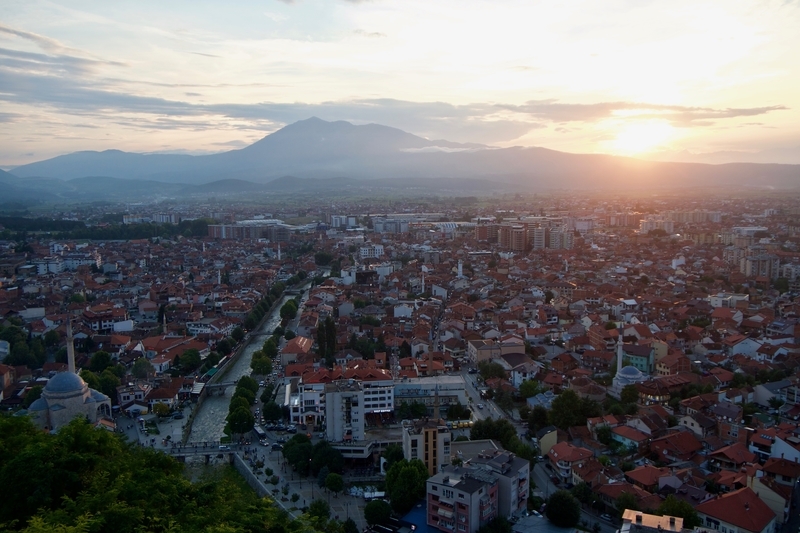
2,117 -> 799,203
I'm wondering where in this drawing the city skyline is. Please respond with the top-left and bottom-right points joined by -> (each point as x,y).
0,0 -> 798,167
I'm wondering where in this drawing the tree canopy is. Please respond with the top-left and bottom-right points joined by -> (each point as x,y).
385,459 -> 429,514
0,415 -> 315,533
546,490 -> 581,527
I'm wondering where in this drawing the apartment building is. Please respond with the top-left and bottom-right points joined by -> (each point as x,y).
427,465 -> 499,533
402,418 -> 452,476
325,380 -> 364,442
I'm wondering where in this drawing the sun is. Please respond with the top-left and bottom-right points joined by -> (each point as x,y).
610,121 -> 675,155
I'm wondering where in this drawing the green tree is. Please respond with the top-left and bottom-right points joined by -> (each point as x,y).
178,348 -> 201,373
519,379 -> 543,398
571,482 -> 593,504
227,407 -> 255,435
546,490 -> 581,527
343,518 -> 359,533
620,385 -> 639,405
616,492 -> 638,514
152,403 -> 171,417
548,389 -> 583,430
308,499 -> 330,521
382,443 -> 405,471
283,434 -> 313,475
263,337 -> 279,359
478,360 -> 506,380
22,385 -> 43,409
477,517 -> 512,533
260,384 -> 275,404
325,472 -> 344,496
284,330 -> 296,340
216,338 -> 232,355
324,316 -> 337,357
655,495 -> 701,528
231,326 -> 245,343
43,329 -> 60,348
471,418 -> 518,450
131,357 -> 151,379
251,352 -> 273,375
98,369 -> 120,401
527,405 -> 550,432
446,403 -> 472,420
237,375 -> 259,395
385,459 -> 429,514
263,401 -> 283,422
311,441 -> 344,475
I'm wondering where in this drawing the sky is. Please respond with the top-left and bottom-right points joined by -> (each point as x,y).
0,0 -> 798,167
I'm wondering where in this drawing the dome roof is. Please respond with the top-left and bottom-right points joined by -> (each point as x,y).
45,372 -> 86,393
619,366 -> 643,377
28,398 -> 48,411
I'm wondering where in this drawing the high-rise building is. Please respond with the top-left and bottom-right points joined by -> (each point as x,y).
402,419 -> 452,476
427,466 -> 499,533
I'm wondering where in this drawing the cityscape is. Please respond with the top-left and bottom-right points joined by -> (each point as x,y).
1,2 -> 800,533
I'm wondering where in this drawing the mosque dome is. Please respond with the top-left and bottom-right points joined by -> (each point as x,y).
44,372 -> 86,394
28,398 -> 49,411
619,366 -> 643,378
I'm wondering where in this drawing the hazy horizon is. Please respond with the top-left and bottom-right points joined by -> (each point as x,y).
1,1 -> 798,167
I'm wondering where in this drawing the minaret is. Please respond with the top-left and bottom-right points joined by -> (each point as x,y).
277,243 -> 281,261
421,271 -> 425,294
458,260 -> 463,278
616,333 -> 624,375
217,269 -> 221,285
66,319 -> 76,374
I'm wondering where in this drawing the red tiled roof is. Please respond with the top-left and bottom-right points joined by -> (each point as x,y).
695,488 -> 775,533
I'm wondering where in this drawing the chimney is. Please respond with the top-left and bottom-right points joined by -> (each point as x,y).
636,514 -> 643,524
669,517 -> 675,526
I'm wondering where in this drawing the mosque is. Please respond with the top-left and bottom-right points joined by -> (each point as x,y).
27,321 -> 112,431
610,335 -> 648,399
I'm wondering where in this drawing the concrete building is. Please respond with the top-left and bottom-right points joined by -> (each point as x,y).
394,376 -> 468,418
695,487 -> 776,533
427,465 -> 499,533
402,418 -> 452,476
457,444 -> 530,518
325,380 -> 365,442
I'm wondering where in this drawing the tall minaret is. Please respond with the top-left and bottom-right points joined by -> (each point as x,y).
67,319 -> 76,374
616,333 -> 624,375
457,260 -> 463,278
277,243 -> 281,261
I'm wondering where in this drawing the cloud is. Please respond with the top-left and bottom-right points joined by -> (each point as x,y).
500,100 -> 788,127
190,51 -> 220,58
353,29 -> 386,38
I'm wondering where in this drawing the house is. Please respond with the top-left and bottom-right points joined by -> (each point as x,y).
547,441 -> 593,481
611,425 -> 650,453
649,431 -> 703,462
279,336 -> 314,366
695,487 -> 776,533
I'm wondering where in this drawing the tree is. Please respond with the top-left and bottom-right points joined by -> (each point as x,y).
519,379 -> 543,398
231,326 -> 245,342
655,495 -> 701,528
43,329 -> 60,348
527,405 -> 549,432
596,425 -> 613,446
571,482 -> 593,504
23,385 -> 43,409
153,403 -> 171,417
478,361 -> 506,380
385,459 -> 429,514
131,357 -> 151,379
283,434 -> 313,475
261,401 -> 281,422
216,338 -> 232,355
546,490 -> 581,527
616,492 -> 638,514
89,350 -> 111,374
477,517 -> 512,533
251,353 -> 273,375
263,337 -> 279,359
548,389 -> 583,430
324,316 -> 336,357
311,441 -> 344,475
307,499 -> 330,521
98,369 -> 121,401
342,520 -> 359,533
620,385 -> 639,405
179,348 -> 201,373
260,384 -> 275,404
382,443 -> 405,471
227,407 -> 255,435
325,473 -> 344,496
237,375 -> 259,395
284,329 -> 296,340
314,252 -> 333,266
446,403 -> 472,420
471,418 -> 518,450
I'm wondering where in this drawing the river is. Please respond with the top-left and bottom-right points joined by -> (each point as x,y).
186,294 -> 295,443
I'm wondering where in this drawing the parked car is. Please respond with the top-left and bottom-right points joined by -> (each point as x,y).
532,511 -> 542,518
219,445 -> 231,451
600,514 -> 613,522
271,443 -> 283,451
477,403 -> 485,410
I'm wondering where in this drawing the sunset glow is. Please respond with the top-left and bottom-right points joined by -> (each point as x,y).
0,1 -> 797,165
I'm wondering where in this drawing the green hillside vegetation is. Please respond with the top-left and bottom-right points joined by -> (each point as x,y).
0,415 -> 318,533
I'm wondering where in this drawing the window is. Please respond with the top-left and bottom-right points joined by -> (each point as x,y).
443,489 -> 453,499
